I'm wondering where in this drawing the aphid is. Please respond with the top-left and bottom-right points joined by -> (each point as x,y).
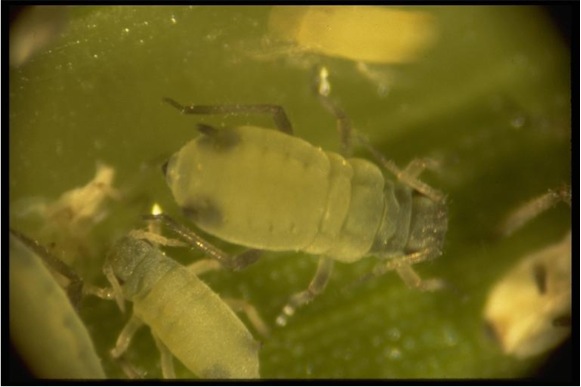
254,6 -> 439,94
267,6 -> 438,64
159,67 -> 448,326
103,222 -> 266,379
9,229 -> 106,379
484,186 -> 571,359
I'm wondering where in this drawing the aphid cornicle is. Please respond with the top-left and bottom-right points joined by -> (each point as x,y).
160,70 -> 448,324
104,229 -> 262,379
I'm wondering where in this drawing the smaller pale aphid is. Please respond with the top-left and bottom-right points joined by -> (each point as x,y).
9,229 -> 106,379
484,187 -> 571,359
103,208 -> 267,379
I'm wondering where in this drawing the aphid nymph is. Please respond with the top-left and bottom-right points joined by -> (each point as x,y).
104,226 -> 264,379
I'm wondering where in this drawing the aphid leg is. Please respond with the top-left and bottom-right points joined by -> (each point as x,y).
143,213 -> 261,270
10,227 -> 119,311
152,334 -> 176,379
128,229 -> 187,247
355,135 -> 445,202
312,65 -> 445,201
358,249 -> 445,291
401,158 -> 442,179
83,282 -> 116,301
312,65 -> 354,157
394,263 -> 446,291
276,257 -> 334,327
398,159 -> 445,202
354,62 -> 391,96
500,185 -> 571,237
111,314 -> 144,359
103,263 -> 126,313
223,298 -> 271,338
187,258 -> 223,275
9,228 -> 85,309
115,355 -> 145,379
163,97 -> 293,134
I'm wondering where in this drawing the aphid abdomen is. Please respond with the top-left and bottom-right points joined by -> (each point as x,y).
303,152 -> 353,255
166,126 -> 332,251
305,157 -> 385,262
133,264 -> 260,378
369,183 -> 413,257
405,193 -> 448,256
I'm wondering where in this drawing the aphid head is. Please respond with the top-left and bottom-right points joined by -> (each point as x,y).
105,236 -> 154,301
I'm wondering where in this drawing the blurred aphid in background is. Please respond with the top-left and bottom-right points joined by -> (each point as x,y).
10,229 -> 106,379
249,6 -> 439,95
484,186 -> 571,359
267,6 -> 438,64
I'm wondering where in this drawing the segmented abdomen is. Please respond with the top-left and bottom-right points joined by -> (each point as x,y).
132,266 -> 260,378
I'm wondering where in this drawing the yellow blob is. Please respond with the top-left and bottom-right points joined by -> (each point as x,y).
268,6 -> 438,64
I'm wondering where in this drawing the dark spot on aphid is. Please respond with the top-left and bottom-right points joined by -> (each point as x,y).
533,263 -> 547,295
161,160 -> 169,176
197,124 -> 240,151
552,314 -> 571,327
182,197 -> 223,228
